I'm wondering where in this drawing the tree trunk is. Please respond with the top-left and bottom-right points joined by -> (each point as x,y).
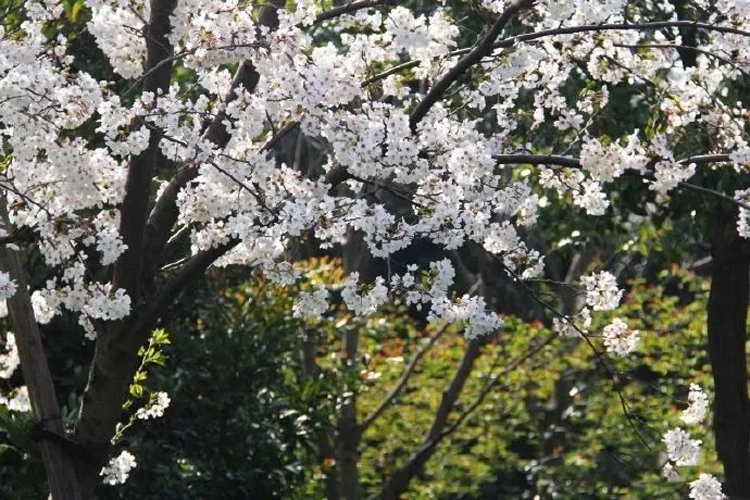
0,197 -> 81,499
337,327 -> 360,500
707,207 -> 750,499
300,333 -> 340,500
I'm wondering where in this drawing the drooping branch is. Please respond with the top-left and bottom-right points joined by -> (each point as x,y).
486,249 -> 653,448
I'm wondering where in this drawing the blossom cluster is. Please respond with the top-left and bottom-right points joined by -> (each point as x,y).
100,450 -> 137,485
2,0 -> 748,345
135,391 -> 172,420
0,332 -> 19,379
662,384 -> 723,498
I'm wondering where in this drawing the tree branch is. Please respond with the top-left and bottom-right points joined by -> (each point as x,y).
492,153 -> 750,210
359,323 -> 450,433
614,43 -> 747,75
375,332 -> 555,500
313,0 -> 388,25
112,0 -> 178,302
364,20 -> 750,87
142,1 -> 286,287
438,332 -> 557,441
130,241 -> 239,337
408,0 -> 534,132
379,337 -> 484,500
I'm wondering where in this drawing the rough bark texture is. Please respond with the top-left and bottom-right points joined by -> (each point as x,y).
707,207 -> 750,499
0,199 -> 81,499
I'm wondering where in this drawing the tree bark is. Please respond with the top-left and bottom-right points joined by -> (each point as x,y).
72,0 -> 178,494
707,207 -> 750,499
0,197 -> 81,499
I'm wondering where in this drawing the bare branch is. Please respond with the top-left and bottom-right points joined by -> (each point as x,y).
438,332 -> 557,440
378,337 -> 483,500
486,250 -> 654,449
375,332 -> 555,500
360,323 -> 450,432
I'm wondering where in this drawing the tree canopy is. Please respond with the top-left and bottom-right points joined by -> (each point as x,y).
0,0 -> 749,498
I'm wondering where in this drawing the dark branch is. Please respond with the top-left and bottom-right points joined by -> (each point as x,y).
130,241 -> 239,337
365,20 -> 750,87
112,0 -> 178,302
313,0 -> 388,24
408,0 -> 534,132
492,153 -> 750,210
143,2 -> 286,281
376,332 -> 554,500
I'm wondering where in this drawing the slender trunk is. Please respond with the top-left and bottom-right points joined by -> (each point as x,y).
0,197 -> 81,499
380,338 -> 483,500
300,334 -> 340,500
337,223 -> 374,500
338,327 -> 360,500
707,207 -> 750,499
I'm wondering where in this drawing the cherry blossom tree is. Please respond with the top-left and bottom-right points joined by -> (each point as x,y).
0,0 -> 749,498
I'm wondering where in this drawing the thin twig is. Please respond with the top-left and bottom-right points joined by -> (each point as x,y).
360,323 -> 451,432
492,153 -> 750,211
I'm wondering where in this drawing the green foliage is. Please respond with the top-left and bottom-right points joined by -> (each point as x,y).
112,328 -> 172,443
97,264 -> 347,499
0,405 -> 47,499
87,258 -> 719,499
356,269 -> 717,499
